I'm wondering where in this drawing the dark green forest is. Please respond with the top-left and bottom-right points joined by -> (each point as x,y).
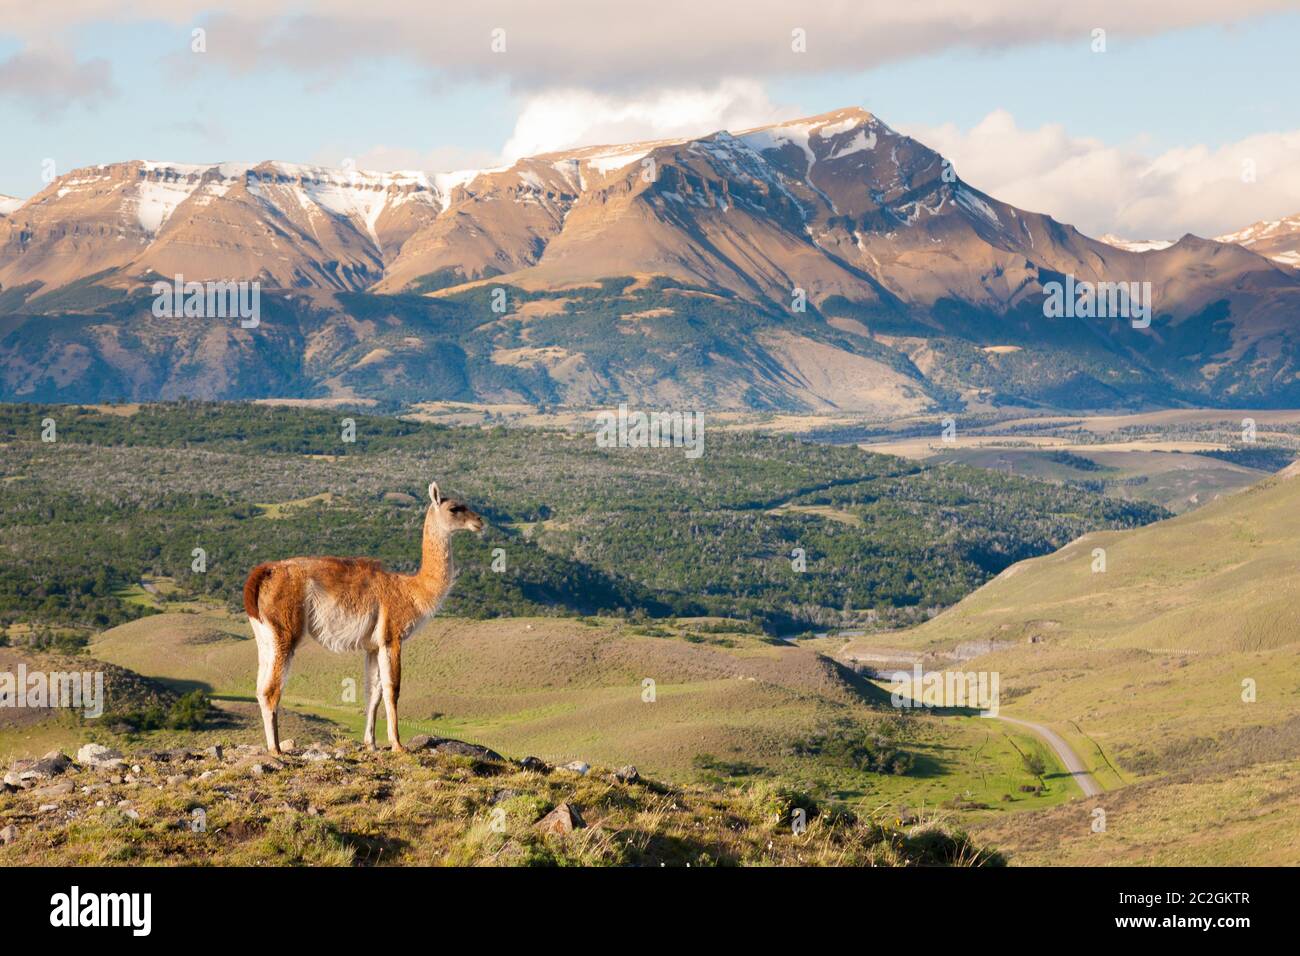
0,402 -> 1167,637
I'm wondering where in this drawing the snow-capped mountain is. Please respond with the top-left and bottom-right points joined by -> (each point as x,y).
1216,215 -> 1300,269
0,161 -> 452,290
4,107 -> 1292,311
0,108 -> 1127,305
4,107 -> 1300,410
1101,218 -> 1300,269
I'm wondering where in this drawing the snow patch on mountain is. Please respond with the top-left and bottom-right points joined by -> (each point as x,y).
134,179 -> 199,234
817,117 -> 862,138
1216,216 -> 1300,245
953,186 -> 999,227
433,169 -> 493,209
740,122 -> 817,170
828,129 -> 877,159
587,148 -> 653,175
1098,234 -> 1176,253
296,179 -> 390,241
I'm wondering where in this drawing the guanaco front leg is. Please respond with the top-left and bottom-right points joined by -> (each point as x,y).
379,638 -> 404,752
362,649 -> 381,750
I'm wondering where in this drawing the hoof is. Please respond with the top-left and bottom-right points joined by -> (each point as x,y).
363,742 -> 376,752
391,744 -> 408,754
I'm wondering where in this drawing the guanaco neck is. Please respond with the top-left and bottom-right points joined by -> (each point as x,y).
413,510 -> 454,605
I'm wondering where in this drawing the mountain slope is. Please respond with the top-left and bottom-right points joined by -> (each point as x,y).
846,462 -> 1300,785
840,464 -> 1300,863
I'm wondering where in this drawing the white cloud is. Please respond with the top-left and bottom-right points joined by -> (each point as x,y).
902,110 -> 1300,238
501,80 -> 789,160
0,46 -> 116,115
3,1 -> 1292,89
335,81 -> 790,174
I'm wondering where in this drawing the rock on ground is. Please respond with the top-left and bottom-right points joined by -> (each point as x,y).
406,735 -> 505,761
30,780 -> 75,799
76,743 -> 125,769
535,802 -> 586,835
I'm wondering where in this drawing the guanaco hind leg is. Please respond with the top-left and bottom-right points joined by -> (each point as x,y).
252,618 -> 291,754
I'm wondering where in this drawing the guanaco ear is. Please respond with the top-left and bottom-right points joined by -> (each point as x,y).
428,481 -> 441,505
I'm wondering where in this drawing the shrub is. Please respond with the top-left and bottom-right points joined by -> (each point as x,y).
748,782 -> 820,829
788,719 -> 916,776
1020,750 -> 1048,777
166,690 -> 212,730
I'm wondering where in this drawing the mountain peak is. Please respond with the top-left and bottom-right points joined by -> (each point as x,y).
741,105 -> 877,134
736,106 -> 883,148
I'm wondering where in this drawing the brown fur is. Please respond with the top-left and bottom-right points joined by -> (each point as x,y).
245,483 -> 483,754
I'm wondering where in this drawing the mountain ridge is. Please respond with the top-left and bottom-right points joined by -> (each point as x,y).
4,106 -> 1300,411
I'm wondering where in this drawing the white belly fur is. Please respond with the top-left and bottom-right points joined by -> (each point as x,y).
304,581 -> 382,653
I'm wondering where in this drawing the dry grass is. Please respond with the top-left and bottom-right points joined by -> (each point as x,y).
0,744 -> 999,867
970,758 -> 1300,866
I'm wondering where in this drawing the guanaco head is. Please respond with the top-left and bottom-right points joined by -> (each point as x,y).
427,481 -> 485,534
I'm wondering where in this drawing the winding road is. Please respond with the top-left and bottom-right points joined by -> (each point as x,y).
995,715 -> 1103,797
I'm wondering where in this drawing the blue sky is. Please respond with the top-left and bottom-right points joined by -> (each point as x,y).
786,15 -> 1300,153
2,3 -> 1297,237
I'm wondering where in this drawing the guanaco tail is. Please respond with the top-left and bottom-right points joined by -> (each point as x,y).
243,482 -> 484,754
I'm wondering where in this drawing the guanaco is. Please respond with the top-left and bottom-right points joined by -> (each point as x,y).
243,482 -> 484,754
